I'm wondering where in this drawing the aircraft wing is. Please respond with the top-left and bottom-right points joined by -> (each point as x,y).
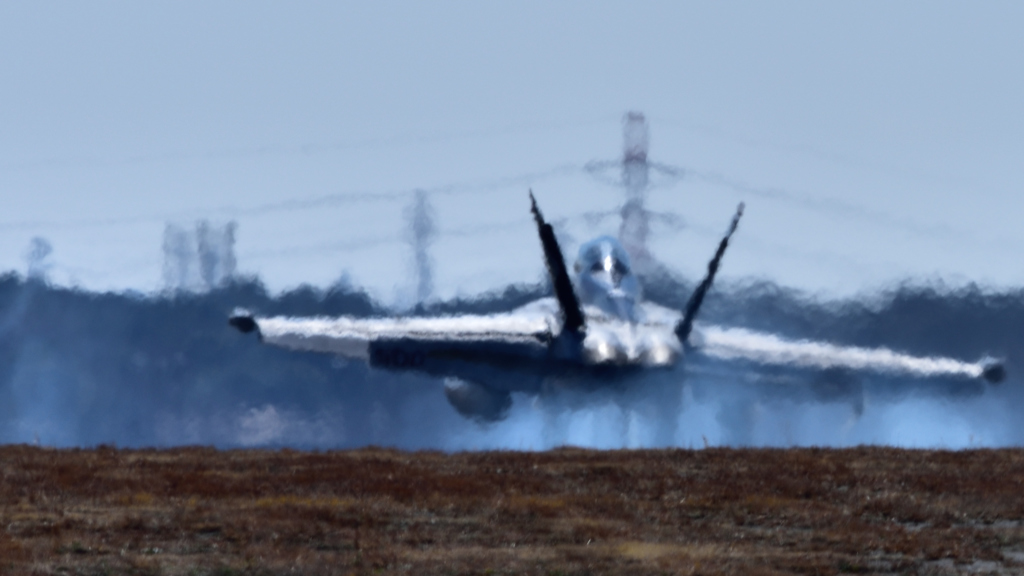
230,309 -> 555,367
693,324 -> 1005,383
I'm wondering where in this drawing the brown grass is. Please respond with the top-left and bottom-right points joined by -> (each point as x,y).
1,445 -> 1024,574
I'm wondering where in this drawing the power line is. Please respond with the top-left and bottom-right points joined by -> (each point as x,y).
238,206 -> 696,264
231,163 -> 583,217
0,163 -> 583,233
686,168 -> 968,240
0,116 -> 619,172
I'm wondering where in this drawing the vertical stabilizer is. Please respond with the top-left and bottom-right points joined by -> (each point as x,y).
676,203 -> 744,344
530,191 -> 585,336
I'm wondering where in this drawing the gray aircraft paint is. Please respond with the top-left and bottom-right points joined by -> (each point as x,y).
235,218 -> 1001,421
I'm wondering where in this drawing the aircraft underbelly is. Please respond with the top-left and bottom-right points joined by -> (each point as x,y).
363,331 -> 673,393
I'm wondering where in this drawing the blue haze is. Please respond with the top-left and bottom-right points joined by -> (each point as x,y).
1,2 -> 1023,448
0,275 -> 1018,450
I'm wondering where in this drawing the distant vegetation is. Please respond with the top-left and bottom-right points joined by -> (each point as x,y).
0,272 -> 1021,448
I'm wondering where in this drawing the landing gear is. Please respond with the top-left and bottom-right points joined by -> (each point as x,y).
443,378 -> 512,423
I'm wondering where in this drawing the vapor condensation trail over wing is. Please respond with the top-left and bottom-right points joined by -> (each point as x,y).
698,325 -> 995,380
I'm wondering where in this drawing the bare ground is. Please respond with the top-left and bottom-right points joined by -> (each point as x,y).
2,445 -> 1024,575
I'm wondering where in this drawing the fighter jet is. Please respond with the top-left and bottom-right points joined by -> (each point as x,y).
229,193 -> 1005,422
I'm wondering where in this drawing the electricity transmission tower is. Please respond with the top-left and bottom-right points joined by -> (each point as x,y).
404,189 -> 437,304
587,112 -> 683,277
162,221 -> 238,292
619,111 -> 654,272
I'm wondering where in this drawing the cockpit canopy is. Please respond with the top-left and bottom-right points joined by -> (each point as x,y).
574,236 -> 641,320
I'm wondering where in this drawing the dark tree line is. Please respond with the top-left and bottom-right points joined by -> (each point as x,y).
0,272 -> 1020,448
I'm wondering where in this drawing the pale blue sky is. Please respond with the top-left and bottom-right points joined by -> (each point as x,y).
2,1 -> 1022,300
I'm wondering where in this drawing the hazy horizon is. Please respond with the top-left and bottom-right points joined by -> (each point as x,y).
2,2 -> 1022,304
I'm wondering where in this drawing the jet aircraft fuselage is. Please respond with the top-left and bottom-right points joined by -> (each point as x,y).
230,194 -> 1003,422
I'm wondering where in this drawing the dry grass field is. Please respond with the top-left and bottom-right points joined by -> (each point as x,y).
2,445 -> 1024,575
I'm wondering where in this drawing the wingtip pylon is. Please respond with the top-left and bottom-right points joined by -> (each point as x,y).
229,308 -> 258,335
981,359 -> 1006,384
